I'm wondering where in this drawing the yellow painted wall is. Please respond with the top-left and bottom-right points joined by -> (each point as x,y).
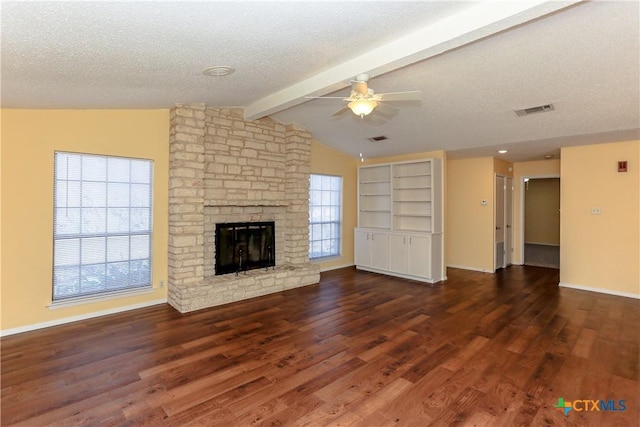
493,158 -> 513,177
560,140 -> 639,296
1,109 -> 170,332
524,178 -> 560,245
361,149 -> 446,165
310,140 -> 358,271
512,159 -> 561,264
446,157 -> 495,272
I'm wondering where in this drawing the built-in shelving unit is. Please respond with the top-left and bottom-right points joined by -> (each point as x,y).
358,164 -> 391,229
356,158 -> 444,283
392,160 -> 442,233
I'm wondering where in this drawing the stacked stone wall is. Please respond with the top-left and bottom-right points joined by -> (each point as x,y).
168,104 -> 319,313
168,104 -> 206,288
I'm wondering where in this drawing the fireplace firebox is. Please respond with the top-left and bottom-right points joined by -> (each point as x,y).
215,221 -> 275,275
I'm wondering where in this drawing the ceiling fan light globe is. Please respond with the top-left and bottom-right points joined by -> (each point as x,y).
348,99 -> 377,117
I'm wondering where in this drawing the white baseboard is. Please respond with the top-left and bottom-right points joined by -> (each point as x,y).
446,264 -> 494,273
559,282 -> 640,300
1,298 -> 168,337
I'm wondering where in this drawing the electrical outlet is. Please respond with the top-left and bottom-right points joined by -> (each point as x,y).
591,207 -> 601,215
159,280 -> 165,288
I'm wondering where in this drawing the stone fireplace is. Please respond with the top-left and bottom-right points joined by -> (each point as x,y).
168,104 -> 320,313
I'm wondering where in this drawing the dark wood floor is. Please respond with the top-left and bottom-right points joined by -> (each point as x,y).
2,266 -> 639,426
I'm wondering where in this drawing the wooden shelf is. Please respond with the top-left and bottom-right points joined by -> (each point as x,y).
360,179 -> 391,184
393,173 -> 431,178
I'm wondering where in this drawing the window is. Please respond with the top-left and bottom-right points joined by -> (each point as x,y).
309,174 -> 342,259
53,152 -> 153,301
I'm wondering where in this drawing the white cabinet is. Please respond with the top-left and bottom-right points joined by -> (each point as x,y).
407,235 -> 431,278
388,234 -> 433,278
388,234 -> 409,273
354,229 -> 389,271
355,158 -> 444,283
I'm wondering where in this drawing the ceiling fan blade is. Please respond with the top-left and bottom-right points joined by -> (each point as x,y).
379,91 -> 422,102
374,102 -> 398,117
331,106 -> 351,117
304,96 -> 347,99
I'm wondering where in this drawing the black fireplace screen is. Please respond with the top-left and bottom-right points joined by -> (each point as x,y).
215,221 -> 275,275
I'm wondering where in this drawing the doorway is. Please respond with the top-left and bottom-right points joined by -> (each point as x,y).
522,177 -> 560,269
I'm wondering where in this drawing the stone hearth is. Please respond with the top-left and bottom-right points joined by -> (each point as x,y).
167,104 -> 319,313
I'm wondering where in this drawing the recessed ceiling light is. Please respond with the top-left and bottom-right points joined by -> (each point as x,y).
544,154 -> 554,159
498,150 -> 508,154
203,66 -> 235,77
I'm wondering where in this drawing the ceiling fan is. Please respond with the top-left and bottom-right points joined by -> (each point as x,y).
305,73 -> 422,118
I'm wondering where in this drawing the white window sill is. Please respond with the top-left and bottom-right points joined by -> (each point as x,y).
310,255 -> 342,263
47,286 -> 155,310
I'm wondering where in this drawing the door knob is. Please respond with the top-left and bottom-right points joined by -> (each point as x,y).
496,226 -> 501,230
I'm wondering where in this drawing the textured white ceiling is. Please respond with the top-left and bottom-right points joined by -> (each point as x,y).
2,1 -> 639,162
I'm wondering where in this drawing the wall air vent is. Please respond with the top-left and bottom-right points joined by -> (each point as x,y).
367,135 -> 388,142
515,103 -> 555,117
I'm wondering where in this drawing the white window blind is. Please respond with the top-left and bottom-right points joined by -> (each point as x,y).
53,152 -> 153,300
309,174 -> 342,259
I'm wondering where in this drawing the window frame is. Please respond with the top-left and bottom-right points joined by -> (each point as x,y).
52,151 -> 154,304
309,173 -> 342,260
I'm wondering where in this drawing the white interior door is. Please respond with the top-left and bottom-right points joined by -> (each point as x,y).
495,175 -> 505,270
505,177 -> 513,266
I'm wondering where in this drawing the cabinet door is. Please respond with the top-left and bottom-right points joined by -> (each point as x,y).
408,235 -> 431,278
354,230 -> 372,268
370,232 -> 389,270
388,234 -> 408,274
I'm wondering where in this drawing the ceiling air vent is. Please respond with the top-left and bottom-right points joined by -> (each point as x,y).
367,135 -> 388,142
515,103 -> 555,117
